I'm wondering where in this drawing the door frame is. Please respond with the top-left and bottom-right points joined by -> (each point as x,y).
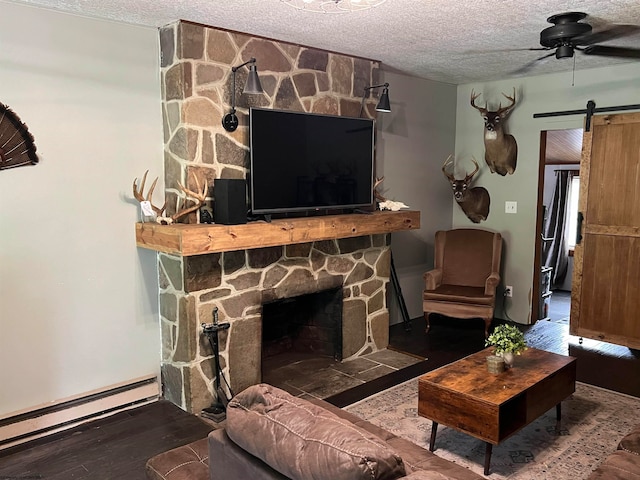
533,129 -> 581,323
532,131 -> 548,322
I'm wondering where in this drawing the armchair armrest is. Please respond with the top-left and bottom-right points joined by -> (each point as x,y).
485,273 -> 500,295
423,269 -> 442,291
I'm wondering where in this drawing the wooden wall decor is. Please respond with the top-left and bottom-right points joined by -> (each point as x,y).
0,102 -> 39,171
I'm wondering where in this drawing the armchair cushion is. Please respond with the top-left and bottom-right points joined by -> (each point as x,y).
423,285 -> 493,305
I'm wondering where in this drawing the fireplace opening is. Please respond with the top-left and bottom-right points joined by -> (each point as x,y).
261,287 -> 343,378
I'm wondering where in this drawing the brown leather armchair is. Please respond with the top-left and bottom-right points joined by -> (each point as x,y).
423,229 -> 503,337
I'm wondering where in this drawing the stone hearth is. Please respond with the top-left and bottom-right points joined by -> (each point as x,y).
159,234 -> 390,413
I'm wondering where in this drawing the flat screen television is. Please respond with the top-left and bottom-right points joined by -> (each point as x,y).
249,107 -> 375,216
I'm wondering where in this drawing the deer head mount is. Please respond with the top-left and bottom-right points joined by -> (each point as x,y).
471,88 -> 518,177
442,155 -> 490,223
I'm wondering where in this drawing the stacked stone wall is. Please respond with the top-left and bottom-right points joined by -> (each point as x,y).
160,21 -> 381,220
158,21 -> 386,413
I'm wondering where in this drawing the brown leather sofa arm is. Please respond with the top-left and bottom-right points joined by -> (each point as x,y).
423,269 -> 442,291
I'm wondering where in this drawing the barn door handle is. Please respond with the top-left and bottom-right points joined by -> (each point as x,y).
576,211 -> 584,245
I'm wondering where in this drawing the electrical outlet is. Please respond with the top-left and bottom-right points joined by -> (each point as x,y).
505,201 -> 518,214
505,285 -> 513,297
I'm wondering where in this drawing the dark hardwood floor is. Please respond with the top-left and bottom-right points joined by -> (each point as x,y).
2,315 -> 638,480
0,401 -> 214,480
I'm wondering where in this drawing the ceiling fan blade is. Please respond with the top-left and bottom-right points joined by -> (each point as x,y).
574,24 -> 640,46
463,47 -> 549,55
583,45 -> 640,58
511,51 -> 557,75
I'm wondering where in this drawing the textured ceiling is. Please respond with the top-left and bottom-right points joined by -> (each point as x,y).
6,0 -> 640,84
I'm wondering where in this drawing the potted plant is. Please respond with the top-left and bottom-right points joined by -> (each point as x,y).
485,324 -> 527,368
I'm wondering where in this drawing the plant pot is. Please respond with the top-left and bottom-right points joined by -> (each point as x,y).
486,355 -> 505,374
501,352 -> 515,368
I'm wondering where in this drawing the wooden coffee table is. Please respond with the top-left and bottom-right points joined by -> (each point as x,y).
418,347 -> 576,475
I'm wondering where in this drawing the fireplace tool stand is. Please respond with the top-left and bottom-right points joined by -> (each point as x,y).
390,253 -> 412,332
201,306 -> 234,422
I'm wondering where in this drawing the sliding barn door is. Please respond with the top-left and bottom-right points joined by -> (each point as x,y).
571,112 -> 640,349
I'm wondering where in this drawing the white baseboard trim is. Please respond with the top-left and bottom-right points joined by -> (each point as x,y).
0,374 -> 160,450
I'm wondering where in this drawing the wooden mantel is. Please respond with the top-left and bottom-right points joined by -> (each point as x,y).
136,210 -> 420,256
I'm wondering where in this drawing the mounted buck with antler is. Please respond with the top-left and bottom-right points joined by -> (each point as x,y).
470,87 -> 518,176
442,155 -> 490,223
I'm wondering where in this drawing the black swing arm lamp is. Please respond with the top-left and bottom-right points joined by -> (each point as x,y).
222,57 -> 264,132
359,82 -> 391,118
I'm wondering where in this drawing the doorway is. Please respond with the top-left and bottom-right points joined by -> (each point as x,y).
534,128 -> 582,324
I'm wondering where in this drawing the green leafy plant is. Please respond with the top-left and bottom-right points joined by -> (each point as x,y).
485,324 -> 527,355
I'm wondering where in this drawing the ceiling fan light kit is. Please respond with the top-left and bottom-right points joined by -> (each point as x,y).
281,0 -> 387,14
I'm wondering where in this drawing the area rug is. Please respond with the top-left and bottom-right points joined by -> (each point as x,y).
345,379 -> 640,479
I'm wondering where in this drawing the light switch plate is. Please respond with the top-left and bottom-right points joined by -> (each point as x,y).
505,201 -> 517,214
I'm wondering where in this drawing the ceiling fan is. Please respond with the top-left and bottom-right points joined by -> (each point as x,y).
515,12 -> 640,73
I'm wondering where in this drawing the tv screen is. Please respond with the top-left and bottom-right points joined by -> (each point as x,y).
249,108 -> 374,216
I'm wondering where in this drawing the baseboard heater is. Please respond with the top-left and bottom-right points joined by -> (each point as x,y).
0,374 -> 160,451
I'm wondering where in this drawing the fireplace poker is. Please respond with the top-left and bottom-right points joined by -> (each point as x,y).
201,306 -> 234,422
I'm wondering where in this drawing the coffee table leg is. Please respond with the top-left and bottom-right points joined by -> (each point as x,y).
484,443 -> 493,475
429,421 -> 438,451
556,402 -> 562,433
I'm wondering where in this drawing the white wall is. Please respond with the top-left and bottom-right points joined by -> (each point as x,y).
0,2 -> 163,416
377,71 -> 456,324
455,63 -> 640,324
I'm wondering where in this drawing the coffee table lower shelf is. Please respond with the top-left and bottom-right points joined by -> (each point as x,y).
418,347 -> 576,475
427,402 -> 562,475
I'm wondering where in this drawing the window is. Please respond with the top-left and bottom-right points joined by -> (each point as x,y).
566,175 -> 580,249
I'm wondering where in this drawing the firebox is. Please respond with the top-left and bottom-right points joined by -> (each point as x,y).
261,287 -> 343,378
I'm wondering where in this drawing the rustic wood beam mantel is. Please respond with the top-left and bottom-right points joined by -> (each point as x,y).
136,210 -> 420,256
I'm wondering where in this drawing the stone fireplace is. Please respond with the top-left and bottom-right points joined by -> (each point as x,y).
159,235 -> 391,413
154,20 -> 401,413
